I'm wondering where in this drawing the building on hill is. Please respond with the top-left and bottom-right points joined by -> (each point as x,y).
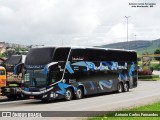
0,42 -> 6,54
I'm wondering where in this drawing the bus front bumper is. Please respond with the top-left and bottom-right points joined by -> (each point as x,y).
21,87 -> 62,100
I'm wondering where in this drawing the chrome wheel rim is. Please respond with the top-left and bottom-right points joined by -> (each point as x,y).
65,90 -> 71,100
119,84 -> 122,92
77,89 -> 82,98
124,83 -> 128,91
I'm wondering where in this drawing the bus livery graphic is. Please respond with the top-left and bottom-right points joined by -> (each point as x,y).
118,73 -> 128,81
99,80 -> 113,90
129,62 -> 135,77
89,81 -> 95,90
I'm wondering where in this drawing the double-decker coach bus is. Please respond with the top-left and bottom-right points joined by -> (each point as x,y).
18,46 -> 137,101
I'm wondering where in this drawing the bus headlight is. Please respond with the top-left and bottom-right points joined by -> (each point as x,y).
42,94 -> 47,98
50,92 -> 58,98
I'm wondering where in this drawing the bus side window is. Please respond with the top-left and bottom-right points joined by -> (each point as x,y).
53,48 -> 70,62
69,49 -> 86,61
86,49 -> 106,61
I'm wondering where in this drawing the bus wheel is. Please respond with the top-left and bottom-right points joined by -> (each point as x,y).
65,88 -> 73,101
117,83 -> 123,93
41,98 -> 50,102
76,88 -> 83,99
123,82 -> 129,92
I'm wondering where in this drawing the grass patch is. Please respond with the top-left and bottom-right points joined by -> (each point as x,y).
89,102 -> 160,120
138,75 -> 160,81
151,64 -> 160,70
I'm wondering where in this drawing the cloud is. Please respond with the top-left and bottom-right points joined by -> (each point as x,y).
0,0 -> 160,46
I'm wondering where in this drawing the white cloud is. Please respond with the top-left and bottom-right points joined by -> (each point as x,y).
0,0 -> 160,46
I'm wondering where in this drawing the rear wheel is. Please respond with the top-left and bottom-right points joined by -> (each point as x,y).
75,88 -> 83,99
117,83 -> 123,93
64,88 -> 73,101
123,82 -> 129,92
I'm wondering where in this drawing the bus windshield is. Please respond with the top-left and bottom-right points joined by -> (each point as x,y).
23,69 -> 47,87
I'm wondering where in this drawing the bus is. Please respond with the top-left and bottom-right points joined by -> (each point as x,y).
1,55 -> 26,99
19,46 -> 137,102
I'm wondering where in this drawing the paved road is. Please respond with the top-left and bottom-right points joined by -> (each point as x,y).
153,70 -> 160,76
0,81 -> 160,120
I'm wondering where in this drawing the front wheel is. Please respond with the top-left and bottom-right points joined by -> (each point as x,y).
75,88 -> 83,99
123,82 -> 129,92
117,83 -> 123,93
41,98 -> 50,102
64,88 -> 73,101
6,95 -> 18,99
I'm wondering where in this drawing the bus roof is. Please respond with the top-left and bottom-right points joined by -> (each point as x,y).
31,46 -> 136,53
4,55 -> 26,65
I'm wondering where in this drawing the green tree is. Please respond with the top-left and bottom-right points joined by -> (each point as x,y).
0,53 -> 5,58
154,48 -> 160,64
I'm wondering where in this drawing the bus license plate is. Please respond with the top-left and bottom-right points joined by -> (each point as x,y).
29,96 -> 34,99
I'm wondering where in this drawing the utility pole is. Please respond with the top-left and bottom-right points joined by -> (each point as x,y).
125,16 -> 130,50
134,34 -> 137,50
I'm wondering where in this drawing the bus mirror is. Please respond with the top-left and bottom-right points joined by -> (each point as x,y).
62,79 -> 66,83
43,62 -> 58,75
43,66 -> 48,75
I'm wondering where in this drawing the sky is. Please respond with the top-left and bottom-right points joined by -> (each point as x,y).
0,0 -> 160,46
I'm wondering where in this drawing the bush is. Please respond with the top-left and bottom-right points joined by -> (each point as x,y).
151,64 -> 160,70
138,75 -> 159,79
138,75 -> 160,81
154,48 -> 160,64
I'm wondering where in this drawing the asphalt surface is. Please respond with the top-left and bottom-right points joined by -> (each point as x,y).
0,80 -> 160,120
0,70 -> 160,119
153,70 -> 160,76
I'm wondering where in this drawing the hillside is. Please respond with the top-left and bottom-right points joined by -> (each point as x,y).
0,42 -> 28,57
99,39 -> 160,54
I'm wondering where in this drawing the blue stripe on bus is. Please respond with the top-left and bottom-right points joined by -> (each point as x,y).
72,61 -> 87,67
129,62 -> 135,77
118,73 -> 128,81
56,82 -> 71,95
89,81 -> 95,90
66,62 -> 74,74
101,62 -> 112,69
99,80 -> 113,90
78,82 -> 87,94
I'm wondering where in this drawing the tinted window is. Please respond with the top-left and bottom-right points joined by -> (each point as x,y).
70,49 -> 137,62
70,49 -> 86,61
70,49 -> 106,61
86,49 -> 106,61
5,55 -> 22,72
5,55 -> 22,65
105,50 -> 137,61
25,47 -> 55,65
53,48 -> 70,61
